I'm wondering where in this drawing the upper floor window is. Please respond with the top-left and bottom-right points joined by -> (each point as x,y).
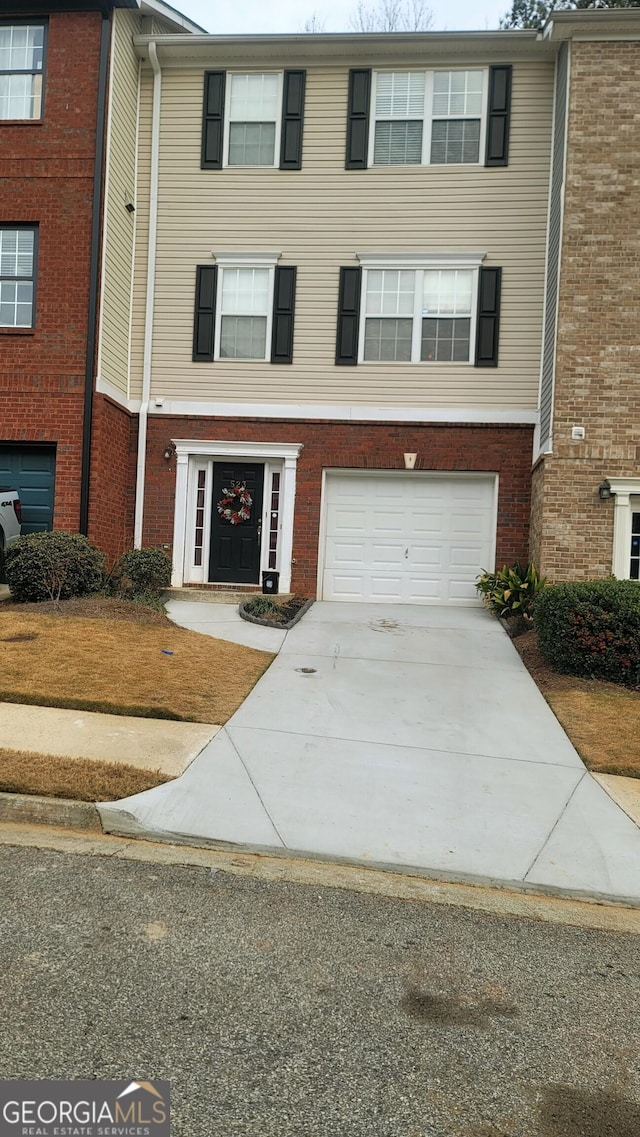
0,226 -> 36,327
345,65 -> 511,171
226,73 -> 282,167
193,256 -> 297,365
0,24 -> 45,120
218,266 -> 273,358
371,69 -> 486,167
361,266 -> 476,364
336,256 -> 501,368
202,69 -> 306,171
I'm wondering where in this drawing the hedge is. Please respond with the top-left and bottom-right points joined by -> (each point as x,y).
534,578 -> 640,687
5,531 -> 105,603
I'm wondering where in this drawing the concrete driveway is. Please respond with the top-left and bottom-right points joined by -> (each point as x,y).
99,601 -> 640,903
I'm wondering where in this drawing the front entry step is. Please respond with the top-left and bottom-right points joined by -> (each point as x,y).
163,585 -> 262,605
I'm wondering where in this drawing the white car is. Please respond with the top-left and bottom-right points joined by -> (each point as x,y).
0,488 -> 22,580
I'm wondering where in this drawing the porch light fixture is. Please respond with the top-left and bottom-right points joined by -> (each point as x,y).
598,479 -> 612,501
163,442 -> 176,461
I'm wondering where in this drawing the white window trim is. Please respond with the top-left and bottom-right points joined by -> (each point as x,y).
171,439 -> 302,590
222,70 -> 283,170
607,478 -> 640,579
356,253 -> 486,366
368,67 -> 488,169
212,255 -> 280,363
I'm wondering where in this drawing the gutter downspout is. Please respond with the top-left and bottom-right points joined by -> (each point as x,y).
134,39 -> 161,548
79,10 -> 111,536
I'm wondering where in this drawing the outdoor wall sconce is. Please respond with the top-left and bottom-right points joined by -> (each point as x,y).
404,453 -> 417,470
125,198 -> 135,214
598,479 -> 612,501
163,442 -> 176,461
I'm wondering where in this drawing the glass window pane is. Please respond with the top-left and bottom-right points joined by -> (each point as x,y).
423,270 -> 473,317
421,317 -> 470,362
432,70 -> 484,117
221,268 -> 269,315
220,315 -> 267,359
229,73 -> 279,121
228,121 -> 276,166
364,317 -> 412,362
373,120 -> 422,165
375,71 -> 425,118
365,270 -> 415,317
430,119 -> 480,164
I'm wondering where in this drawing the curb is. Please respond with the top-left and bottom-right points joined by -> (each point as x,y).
0,791 -> 102,831
239,597 -> 314,630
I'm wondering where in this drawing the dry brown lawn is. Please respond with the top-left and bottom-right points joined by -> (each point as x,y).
515,630 -> 640,778
0,604 -> 274,723
0,747 -> 169,801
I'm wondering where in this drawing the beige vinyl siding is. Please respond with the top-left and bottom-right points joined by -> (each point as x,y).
130,72 -> 152,392
99,8 -> 141,397
131,59 -> 554,409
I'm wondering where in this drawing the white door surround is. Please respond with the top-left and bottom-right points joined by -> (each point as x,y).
318,469 -> 498,605
607,477 -> 640,580
171,440 -> 303,589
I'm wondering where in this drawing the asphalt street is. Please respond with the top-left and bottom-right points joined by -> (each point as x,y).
0,844 -> 639,1137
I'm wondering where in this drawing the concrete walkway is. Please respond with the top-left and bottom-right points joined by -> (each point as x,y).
99,601 -> 640,904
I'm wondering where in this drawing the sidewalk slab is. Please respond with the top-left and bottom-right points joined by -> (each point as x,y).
165,599 -> 286,652
0,701 -> 218,777
526,774 -> 640,899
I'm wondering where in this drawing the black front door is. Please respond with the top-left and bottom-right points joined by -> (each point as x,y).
209,463 -> 264,584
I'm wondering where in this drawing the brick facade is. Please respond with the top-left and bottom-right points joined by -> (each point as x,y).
530,41 -> 640,580
0,11 -> 103,532
143,417 -> 533,594
87,394 -> 137,564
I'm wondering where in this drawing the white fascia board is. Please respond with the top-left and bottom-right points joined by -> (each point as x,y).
96,375 -> 142,413
149,400 -> 538,425
357,252 -> 487,269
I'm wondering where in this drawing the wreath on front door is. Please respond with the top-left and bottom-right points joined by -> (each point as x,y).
216,481 -> 253,525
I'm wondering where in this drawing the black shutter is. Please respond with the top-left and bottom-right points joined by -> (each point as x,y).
485,65 -> 512,167
271,266 -> 297,364
475,267 -> 501,367
201,71 -> 226,169
335,267 -> 362,365
345,69 -> 371,170
192,265 -> 217,362
280,70 -> 306,170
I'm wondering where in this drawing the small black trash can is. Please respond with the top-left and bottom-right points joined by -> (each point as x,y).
262,570 -> 279,595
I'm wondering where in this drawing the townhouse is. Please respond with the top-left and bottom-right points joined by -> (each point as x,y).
103,27 -> 554,602
0,0 -> 201,564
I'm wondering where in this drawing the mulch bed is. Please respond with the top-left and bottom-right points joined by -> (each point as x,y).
1,594 -> 170,625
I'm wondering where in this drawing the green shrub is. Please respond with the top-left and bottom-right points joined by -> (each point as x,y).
5,531 -> 105,603
534,578 -> 640,687
243,596 -> 281,617
475,562 -> 546,621
117,547 -> 172,594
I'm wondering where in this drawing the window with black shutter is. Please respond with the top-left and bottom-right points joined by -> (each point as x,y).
485,66 -> 512,167
271,266 -> 297,363
475,266 -> 502,367
335,267 -> 362,364
192,265 -> 217,362
201,71 -> 225,169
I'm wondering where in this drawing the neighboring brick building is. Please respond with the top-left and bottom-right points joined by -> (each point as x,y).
0,0 -> 200,567
530,11 -> 640,585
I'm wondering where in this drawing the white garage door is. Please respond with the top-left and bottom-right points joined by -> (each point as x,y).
322,473 -> 497,605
